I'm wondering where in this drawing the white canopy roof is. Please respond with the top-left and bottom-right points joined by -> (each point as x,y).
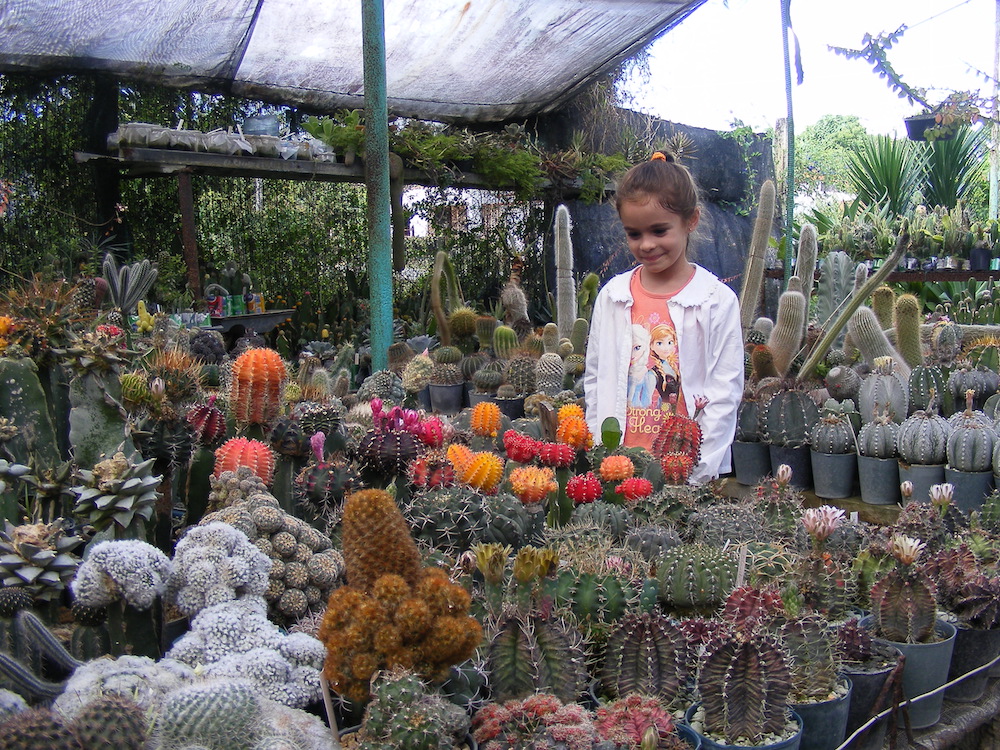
0,0 -> 704,122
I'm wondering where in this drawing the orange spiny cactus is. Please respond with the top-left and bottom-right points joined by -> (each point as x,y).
230,347 -> 287,425
599,454 -> 635,482
509,465 -> 558,505
213,436 -> 276,485
470,401 -> 503,438
557,403 -> 585,422
555,414 -> 592,451
458,451 -> 504,493
446,443 -> 474,474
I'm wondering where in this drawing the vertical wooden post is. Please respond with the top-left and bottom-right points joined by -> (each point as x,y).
176,172 -> 203,299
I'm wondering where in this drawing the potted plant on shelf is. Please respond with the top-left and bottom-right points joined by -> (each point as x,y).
856,408 -> 901,506
426,345 -> 466,415
896,390 -> 952,504
809,400 -> 858,500
944,389 -> 997,512
834,619 -> 902,750
732,395 -> 771,486
859,534 -> 956,730
760,387 -> 820,490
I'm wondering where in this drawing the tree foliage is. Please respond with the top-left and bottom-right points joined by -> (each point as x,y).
794,115 -> 870,195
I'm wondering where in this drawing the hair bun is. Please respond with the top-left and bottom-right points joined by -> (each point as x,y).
650,151 -> 668,162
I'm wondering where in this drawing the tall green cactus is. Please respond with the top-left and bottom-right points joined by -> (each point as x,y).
871,285 -> 896,331
767,288 -> 806,377
795,224 -> 818,332
848,306 -> 910,377
893,294 -> 924,369
492,325 -> 519,360
814,251 -> 856,345
781,614 -> 839,701
554,205 -> 576,340
797,223 -> 908,382
739,179 -> 776,330
577,273 -> 600,323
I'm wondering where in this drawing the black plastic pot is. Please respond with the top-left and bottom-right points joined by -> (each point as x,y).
943,467 -> 994,514
790,678 -> 852,750
732,440 -> 771,486
945,625 -> 1000,702
428,383 -> 466,415
768,445 -> 812,489
857,455 -> 901,506
809,451 -> 856,499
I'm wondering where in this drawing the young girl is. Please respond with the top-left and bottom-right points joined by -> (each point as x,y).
584,152 -> 744,484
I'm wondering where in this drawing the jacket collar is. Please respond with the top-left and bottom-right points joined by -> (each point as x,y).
605,264 -> 718,307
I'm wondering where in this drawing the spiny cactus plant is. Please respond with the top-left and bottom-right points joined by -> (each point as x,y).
947,392 -> 997,472
858,357 -> 909,424
150,679 -> 260,750
857,407 -> 899,459
657,544 -> 737,612
759,389 -> 820,448
403,486 -> 489,555
601,611 -> 689,704
781,614 -> 840,702
230,347 -> 287,426
897,396 -> 952,466
870,535 -> 938,643
214,437 -> 276,486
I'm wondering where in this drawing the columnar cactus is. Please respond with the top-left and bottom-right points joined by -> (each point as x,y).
781,614 -> 840,701
739,179 -> 776,330
766,289 -> 806,377
849,306 -> 909,377
893,293 -> 924,368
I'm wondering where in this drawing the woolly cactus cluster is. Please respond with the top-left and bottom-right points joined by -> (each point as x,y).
206,467 -> 271,513
71,539 -> 172,610
165,596 -> 326,707
200,492 -> 345,622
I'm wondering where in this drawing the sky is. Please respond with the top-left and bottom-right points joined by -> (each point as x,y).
628,0 -> 997,137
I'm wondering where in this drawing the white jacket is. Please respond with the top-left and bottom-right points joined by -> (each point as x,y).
583,264 -> 744,483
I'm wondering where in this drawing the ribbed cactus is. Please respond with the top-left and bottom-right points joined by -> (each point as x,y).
486,612 -> 588,703
870,536 -> 937,643
449,306 -> 478,341
432,345 -> 463,365
341,488 -> 422,592
897,400 -> 951,466
503,355 -> 537,396
230,347 -> 287,426
766,289 -> 806,377
810,412 -> 856,454
360,669 -> 470,750
401,353 -> 434,393
535,353 -> 564,396
781,614 -> 839,701
657,543 -> 737,610
570,318 -> 589,358
214,437 -> 276,485
930,319 -> 962,365
750,345 -> 779,380
946,395 -> 997,472
908,364 -> 946,415
404,486 -> 489,555
857,409 -> 899,459
542,570 -> 635,635
492,325 -> 519,360
824,365 -> 861,402
735,399 -> 760,442
697,631 -> 792,744
475,315 -> 499,349
948,364 -> 999,411
600,612 -> 688,701
893,293 -> 924,368
849,306 -> 910,377
814,251 -> 856,343
554,205 -> 576,339
71,453 -> 161,538
429,362 -> 463,386
152,680 -> 259,750
858,357 -> 909,423
739,179 -> 776,330
471,364 -> 504,394
70,694 -> 147,749
760,389 -> 820,448
795,224 -> 818,316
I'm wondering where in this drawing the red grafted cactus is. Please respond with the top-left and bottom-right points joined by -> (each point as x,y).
213,436 -> 276,485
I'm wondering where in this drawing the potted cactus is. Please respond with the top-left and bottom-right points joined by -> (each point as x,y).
944,390 -> 997,512
808,400 -> 857,500
859,535 -> 957,729
427,345 -> 466,415
760,388 -> 820,490
856,408 -> 901,506
896,390 -> 951,504
732,397 -> 771,486
858,357 -> 908,424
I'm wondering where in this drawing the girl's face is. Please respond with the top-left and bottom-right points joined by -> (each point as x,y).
620,196 -> 698,288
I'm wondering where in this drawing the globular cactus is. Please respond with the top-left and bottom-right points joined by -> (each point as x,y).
356,369 -> 406,405
186,397 -> 227,447
492,325 -> 519,360
541,570 -> 636,634
569,501 -> 630,540
460,352 -> 490,382
535,353 -> 564,396
735,399 -> 760,443
449,306 -> 478,342
696,630 -> 792,745
625,525 -> 682,563
230,347 -> 287,425
475,315 -> 499,349
824,365 -> 861,402
930,318 -> 962,365
481,493 -> 542,550
893,293 -> 924,368
751,345 -> 779,380
897,400 -> 951,466
946,397 -> 997,472
471,364 -> 504,394
870,535 -> 937,643
948,364 -> 1000,411
401,353 -> 434,394
69,694 -> 147,749
688,504 -> 769,546
294,455 -> 360,526
446,444 -> 504,493
71,453 -> 161,538
657,544 -> 737,611
214,437 -> 276,486
857,409 -> 899,459
0,707 -> 81,750
767,289 -> 806,377
503,355 -> 537,396
403,486 -> 489,555
858,356 -> 909,424
760,389 -> 820,449
651,413 -> 702,465
151,679 -> 260,750
357,427 -> 422,479
486,612 -> 589,703
601,612 -> 689,702
810,411 -> 856,454
470,401 -> 503,438
908,364 -> 947,415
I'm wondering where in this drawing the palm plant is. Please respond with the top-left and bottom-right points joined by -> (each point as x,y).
847,135 -> 923,217
921,127 -> 988,210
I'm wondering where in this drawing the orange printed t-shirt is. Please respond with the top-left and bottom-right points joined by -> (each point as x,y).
624,268 -> 689,450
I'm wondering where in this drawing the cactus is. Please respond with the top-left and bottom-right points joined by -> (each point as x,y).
760,389 -> 820,449
541,570 -> 635,634
481,493 -> 541,549
214,437 -> 276,486
795,224 -> 818,320
870,535 -> 937,643
569,501 -> 630,540
858,356 -> 909,424
689,504 -> 768,546
735,399 -> 760,442
871,285 -> 896,331
739,179 -> 776,330
857,409 -> 899,459
553,205 -> 577,339
813,251 -> 856,345
503,355 -> 537,396
650,413 -> 702,464
71,453 -> 160,539
486,612 -> 588,703
657,544 -> 737,611
102,253 -> 157,319
535,353 -> 564,396
600,612 -> 688,702
0,707 -> 81,749
930,318 -> 962,365
340,488 -> 422,593
824,365 -> 861,402
908,364 -> 947,415
781,614 -> 839,701
471,363 -> 504,394
403,486 -> 489,555
750,345 -> 779,380
570,318 -> 589,359
69,694 -> 147,749
401,353 -> 434,394
849,306 -> 910,377
948,364 -> 999,411
492,325 -> 519,360
696,630 -> 792,744
893,293 -> 924,368
359,669 -> 470,750
946,396 -> 997,472
230,347 -> 287,426
766,290 -> 806,377
897,400 -> 951,466
810,411 -> 856,454
152,680 -> 260,750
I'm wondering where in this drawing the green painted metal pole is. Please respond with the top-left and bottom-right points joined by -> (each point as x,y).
362,0 -> 391,372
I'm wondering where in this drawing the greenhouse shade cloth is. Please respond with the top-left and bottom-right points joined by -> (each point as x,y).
0,0 -> 704,123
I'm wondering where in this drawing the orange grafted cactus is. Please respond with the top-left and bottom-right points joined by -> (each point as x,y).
230,347 -> 287,425
555,415 -> 592,451
509,465 -> 558,504
459,451 -> 504,493
599,455 -> 635,482
557,403 -> 585,422
213,437 -> 276,485
470,401 -> 503,437
446,443 -> 474,474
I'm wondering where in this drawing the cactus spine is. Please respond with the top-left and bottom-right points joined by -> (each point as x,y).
766,290 -> 806,377
739,179 -> 776,330
849,306 -> 910,377
554,205 -> 576,340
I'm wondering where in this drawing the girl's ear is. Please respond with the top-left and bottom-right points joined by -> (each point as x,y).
688,207 -> 701,233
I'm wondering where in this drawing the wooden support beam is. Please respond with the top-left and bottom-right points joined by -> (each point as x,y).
176,172 -> 202,299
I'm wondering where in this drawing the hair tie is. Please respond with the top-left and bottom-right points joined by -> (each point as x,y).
650,152 -> 667,162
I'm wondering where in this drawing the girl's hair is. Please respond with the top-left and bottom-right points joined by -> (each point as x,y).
614,151 -> 700,223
